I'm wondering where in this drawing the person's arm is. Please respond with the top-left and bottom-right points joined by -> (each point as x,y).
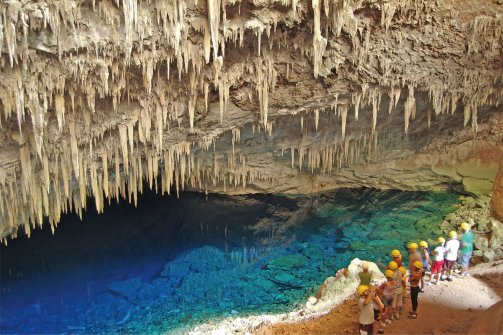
363,287 -> 374,305
373,295 -> 384,311
420,275 -> 424,290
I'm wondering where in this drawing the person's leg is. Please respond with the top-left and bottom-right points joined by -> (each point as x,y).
385,300 -> 392,323
431,261 -> 440,284
393,293 -> 401,319
437,260 -> 444,283
461,253 -> 471,275
409,287 -> 419,317
374,309 -> 384,334
445,260 -> 453,280
360,323 -> 371,335
420,271 -> 426,291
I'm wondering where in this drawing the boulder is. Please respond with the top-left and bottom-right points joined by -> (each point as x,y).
483,249 -> 496,263
474,235 -> 489,251
495,248 -> 503,261
489,219 -> 503,249
475,217 -> 490,232
444,213 -> 457,223
463,197 -> 476,208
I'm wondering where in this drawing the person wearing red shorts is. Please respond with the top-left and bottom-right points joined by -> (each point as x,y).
428,237 -> 445,285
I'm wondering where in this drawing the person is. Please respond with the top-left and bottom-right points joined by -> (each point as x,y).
358,261 -> 372,286
390,249 -> 403,267
357,285 -> 374,335
372,291 -> 386,334
358,285 -> 384,335
391,263 -> 403,320
388,261 -> 399,271
441,231 -> 460,282
408,261 -> 424,319
419,241 -> 431,289
428,237 -> 445,285
380,270 -> 396,324
459,222 -> 474,276
407,242 -> 422,275
419,241 -> 431,273
398,266 -> 407,310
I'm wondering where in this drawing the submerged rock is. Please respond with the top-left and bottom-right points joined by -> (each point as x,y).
267,254 -> 308,271
107,277 -> 142,301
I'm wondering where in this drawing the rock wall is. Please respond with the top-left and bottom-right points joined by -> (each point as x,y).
0,0 -> 502,241
491,157 -> 503,222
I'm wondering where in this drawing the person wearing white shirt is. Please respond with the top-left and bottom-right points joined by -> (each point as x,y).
428,237 -> 446,285
441,231 -> 460,282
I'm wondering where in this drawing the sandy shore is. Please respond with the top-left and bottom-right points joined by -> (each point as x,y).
259,261 -> 503,335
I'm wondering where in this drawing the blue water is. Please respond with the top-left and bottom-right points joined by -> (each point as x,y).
0,189 -> 458,334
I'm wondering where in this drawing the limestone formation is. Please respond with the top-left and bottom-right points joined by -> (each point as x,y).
0,0 -> 503,242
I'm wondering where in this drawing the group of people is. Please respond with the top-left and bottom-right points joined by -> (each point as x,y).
356,222 -> 475,335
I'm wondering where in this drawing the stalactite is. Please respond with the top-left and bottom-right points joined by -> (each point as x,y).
54,94 -> 65,133
207,0 -> 221,60
381,2 -> 396,33
403,85 -> 416,134
119,125 -> 129,174
339,104 -> 348,139
312,0 -> 327,79
352,93 -> 361,121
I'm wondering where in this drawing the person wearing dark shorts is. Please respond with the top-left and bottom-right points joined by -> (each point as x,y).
408,261 -> 424,319
358,285 -> 374,335
441,231 -> 460,282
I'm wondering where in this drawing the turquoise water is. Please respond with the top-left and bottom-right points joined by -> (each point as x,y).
0,189 -> 458,334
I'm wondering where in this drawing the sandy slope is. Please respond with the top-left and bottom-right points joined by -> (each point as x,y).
260,262 -> 503,335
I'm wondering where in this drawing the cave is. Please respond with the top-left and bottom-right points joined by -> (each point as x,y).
0,0 -> 502,334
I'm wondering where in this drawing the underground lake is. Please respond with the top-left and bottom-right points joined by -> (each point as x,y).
0,188 -> 459,334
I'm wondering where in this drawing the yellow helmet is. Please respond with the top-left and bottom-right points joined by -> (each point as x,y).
391,249 -> 401,257
398,266 -> 407,275
407,242 -> 418,250
357,285 -> 370,296
437,237 -> 445,243
413,261 -> 424,269
461,222 -> 471,231
385,270 -> 395,278
449,231 -> 457,238
388,261 -> 398,271
419,241 -> 428,248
